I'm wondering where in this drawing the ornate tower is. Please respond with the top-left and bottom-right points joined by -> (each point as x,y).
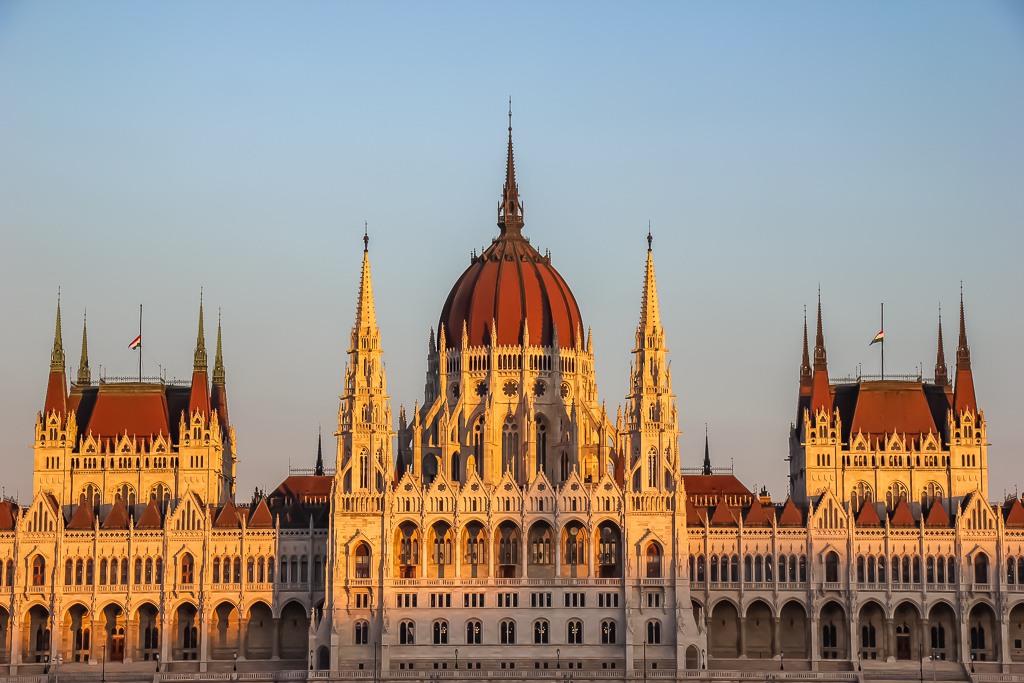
337,232 -> 394,494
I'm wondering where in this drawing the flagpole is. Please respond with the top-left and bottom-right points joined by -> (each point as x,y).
880,302 -> 884,380
139,304 -> 143,382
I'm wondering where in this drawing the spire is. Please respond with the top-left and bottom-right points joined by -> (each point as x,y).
213,309 -> 225,386
799,305 -> 812,394
314,427 -> 325,477
953,285 -> 977,415
77,309 -> 91,386
194,292 -> 208,371
810,289 -> 833,414
637,231 -> 662,342
703,424 -> 712,475
934,306 -> 948,388
497,99 -> 524,238
50,292 -> 65,372
352,226 -> 378,345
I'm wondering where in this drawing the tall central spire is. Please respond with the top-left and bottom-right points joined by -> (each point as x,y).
51,293 -> 65,372
77,310 -> 91,386
497,99 -> 524,237
352,224 -> 378,346
935,307 -> 948,388
194,293 -> 208,371
799,305 -> 812,394
637,227 -> 662,340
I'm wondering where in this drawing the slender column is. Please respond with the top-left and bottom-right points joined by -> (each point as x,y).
198,609 -> 209,672
810,615 -> 820,670
125,617 -> 139,664
885,617 -> 895,661
239,619 -> 248,660
271,618 -> 281,660
738,616 -> 747,658
771,615 -> 781,657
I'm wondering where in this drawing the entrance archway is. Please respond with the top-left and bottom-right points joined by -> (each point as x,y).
893,602 -> 921,661
1009,603 -> 1024,663
136,603 -> 159,662
819,602 -> 848,660
858,602 -> 885,661
928,603 -> 956,662
710,601 -> 740,658
103,604 -> 125,662
246,602 -> 273,660
279,602 -> 308,660
779,601 -> 808,660
64,604 -> 91,663
744,600 -> 772,659
969,603 -> 997,662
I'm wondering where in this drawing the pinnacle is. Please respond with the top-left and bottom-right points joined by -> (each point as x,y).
77,310 -> 90,386
194,294 -> 208,371
352,240 -> 378,340
637,240 -> 662,340
50,293 -> 65,372
213,310 -> 225,386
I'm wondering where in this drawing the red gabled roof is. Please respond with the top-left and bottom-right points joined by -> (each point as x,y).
1004,498 -> 1024,528
744,498 -> 771,527
709,499 -> 737,527
272,476 -> 333,505
850,381 -> 938,443
685,497 -> 706,526
248,498 -> 274,528
855,500 -> 881,527
683,475 -> 753,497
189,369 -> 210,418
67,500 -> 96,530
0,500 -> 19,530
44,369 -> 68,418
213,500 -> 241,529
86,384 -> 170,438
777,498 -> 804,527
135,499 -> 164,530
889,498 -> 916,527
102,499 -> 130,530
925,499 -> 951,528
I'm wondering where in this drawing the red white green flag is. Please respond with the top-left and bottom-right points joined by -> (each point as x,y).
869,330 -> 884,346
129,334 -> 142,350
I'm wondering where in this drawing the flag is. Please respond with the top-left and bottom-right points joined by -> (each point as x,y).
129,334 -> 142,350
869,330 -> 884,346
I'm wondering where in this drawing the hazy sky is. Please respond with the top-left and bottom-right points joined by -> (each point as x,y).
2,2 -> 1022,502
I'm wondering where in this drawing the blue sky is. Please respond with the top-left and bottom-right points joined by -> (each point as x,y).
1,2 -> 1022,501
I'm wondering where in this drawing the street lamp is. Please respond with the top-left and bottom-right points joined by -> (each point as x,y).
43,654 -> 50,675
373,640 -> 379,683
155,653 -> 160,673
101,643 -> 106,683
780,651 -> 784,671
556,647 -> 561,669
455,648 -> 459,670
233,651 -> 238,672
643,639 -> 648,683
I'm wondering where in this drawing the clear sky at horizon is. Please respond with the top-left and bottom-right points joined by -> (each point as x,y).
2,2 -> 1023,502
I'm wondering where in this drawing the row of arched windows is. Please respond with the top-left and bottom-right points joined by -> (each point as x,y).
64,556 -> 164,586
388,618 -> 660,646
213,555 -> 278,584
690,553 -> 809,584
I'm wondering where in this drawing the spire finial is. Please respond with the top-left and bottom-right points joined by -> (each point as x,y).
77,309 -> 91,386
213,308 -> 225,386
647,222 -> 653,251
703,424 -> 712,476
957,283 -> 970,369
934,305 -> 948,387
813,287 -> 827,369
50,290 -> 65,372
194,291 -> 208,371
497,101 -> 524,237
363,222 -> 369,253
314,425 -> 325,477
800,304 -> 812,387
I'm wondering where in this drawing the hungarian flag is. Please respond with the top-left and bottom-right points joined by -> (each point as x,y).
129,334 -> 142,350
869,330 -> 884,346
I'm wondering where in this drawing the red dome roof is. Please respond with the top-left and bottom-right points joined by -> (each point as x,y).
439,234 -> 583,350
439,117 -> 583,350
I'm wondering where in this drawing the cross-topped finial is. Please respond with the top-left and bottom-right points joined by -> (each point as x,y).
363,222 -> 369,252
508,96 -> 512,132
647,222 -> 652,251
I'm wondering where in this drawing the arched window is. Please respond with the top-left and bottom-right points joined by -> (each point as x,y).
825,551 -> 840,583
432,620 -> 448,645
601,620 -> 617,644
33,556 -> 47,585
560,451 -> 570,483
354,621 -> 369,645
116,483 -> 137,508
500,620 -> 516,645
134,558 -> 143,584
744,555 -> 753,582
947,557 -> 956,584
646,543 -> 662,578
851,482 -> 873,513
65,559 -> 73,586
856,556 -> 865,584
921,482 -> 943,509
730,555 -> 739,582
974,553 -> 989,584
466,620 -> 482,645
501,417 -> 519,478
927,556 -> 936,584
451,451 -> 460,481
567,619 -> 583,644
647,447 -> 659,488
885,482 -> 909,511
399,621 -> 414,645
151,482 -> 171,509
247,557 -> 255,583
535,417 -> 547,474
355,543 -> 371,578
359,449 -> 369,489
534,620 -> 549,644
564,524 -> 586,566
710,556 -> 719,582
472,419 -> 484,476
213,557 -> 221,584
81,483 -> 100,509
180,553 -> 194,584
646,620 -> 662,645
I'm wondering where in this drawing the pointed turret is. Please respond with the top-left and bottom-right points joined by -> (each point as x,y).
702,425 -> 712,475
189,295 -> 211,417
934,308 -> 948,389
810,290 -> 833,414
953,288 -> 977,415
497,100 -> 524,237
799,306 -> 812,396
314,428 -> 325,477
637,228 -> 662,344
44,294 -> 68,417
351,226 -> 378,348
213,311 -> 225,387
210,311 -> 230,434
77,310 -> 91,386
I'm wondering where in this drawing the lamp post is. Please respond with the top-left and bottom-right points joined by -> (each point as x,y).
43,654 -> 50,676
101,643 -> 106,683
931,650 -> 937,683
233,651 -> 238,672
556,647 -> 560,669
373,640 -> 379,683
643,639 -> 648,683
155,653 -> 160,673
455,648 -> 459,671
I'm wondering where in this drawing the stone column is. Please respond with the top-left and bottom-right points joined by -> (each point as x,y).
810,615 -> 820,670
239,619 -> 248,660
738,616 -> 747,658
271,618 -> 281,660
771,615 -> 781,657
125,617 -> 138,664
885,617 -> 895,661
198,609 -> 209,672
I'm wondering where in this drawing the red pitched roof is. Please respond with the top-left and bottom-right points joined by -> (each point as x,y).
850,381 -> 938,443
1004,498 -> 1024,528
683,475 -> 753,498
44,369 -> 67,417
135,499 -> 164,530
685,497 -> 706,526
889,498 -> 916,527
777,498 -> 804,527
102,499 -> 130,530
213,500 -> 241,529
954,367 -> 977,416
67,500 -> 96,530
248,498 -> 274,528
273,476 -> 333,504
86,384 -> 170,438
925,499 -> 951,528
0,501 -> 18,530
855,500 -> 881,527
189,369 -> 210,417
744,498 -> 771,527
709,499 -> 737,527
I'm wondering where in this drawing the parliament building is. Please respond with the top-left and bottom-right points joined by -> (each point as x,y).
2,121 -> 1023,681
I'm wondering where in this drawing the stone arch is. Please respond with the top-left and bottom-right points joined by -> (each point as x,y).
246,601 -> 274,660
560,518 -> 588,578
893,601 -> 922,660
526,520 -> 555,578
595,520 -> 622,578
427,520 -> 454,579
0,606 -> 10,666
819,601 -> 848,660
494,519 -> 522,578
394,520 -> 421,579
173,602 -> 199,661
1008,603 -> 1024,663
135,602 -> 160,662
353,541 -> 372,579
928,602 -> 957,662
645,540 -> 664,579
211,601 -> 240,660
101,603 -> 126,662
779,600 -> 809,660
857,600 -> 886,661
279,601 -> 309,660
968,602 -> 997,662
461,520 -> 488,579
23,604 -> 50,663
743,599 -> 773,659
63,603 -> 91,663
709,598 -> 741,658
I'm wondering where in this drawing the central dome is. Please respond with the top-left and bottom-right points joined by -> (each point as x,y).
438,119 -> 583,350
